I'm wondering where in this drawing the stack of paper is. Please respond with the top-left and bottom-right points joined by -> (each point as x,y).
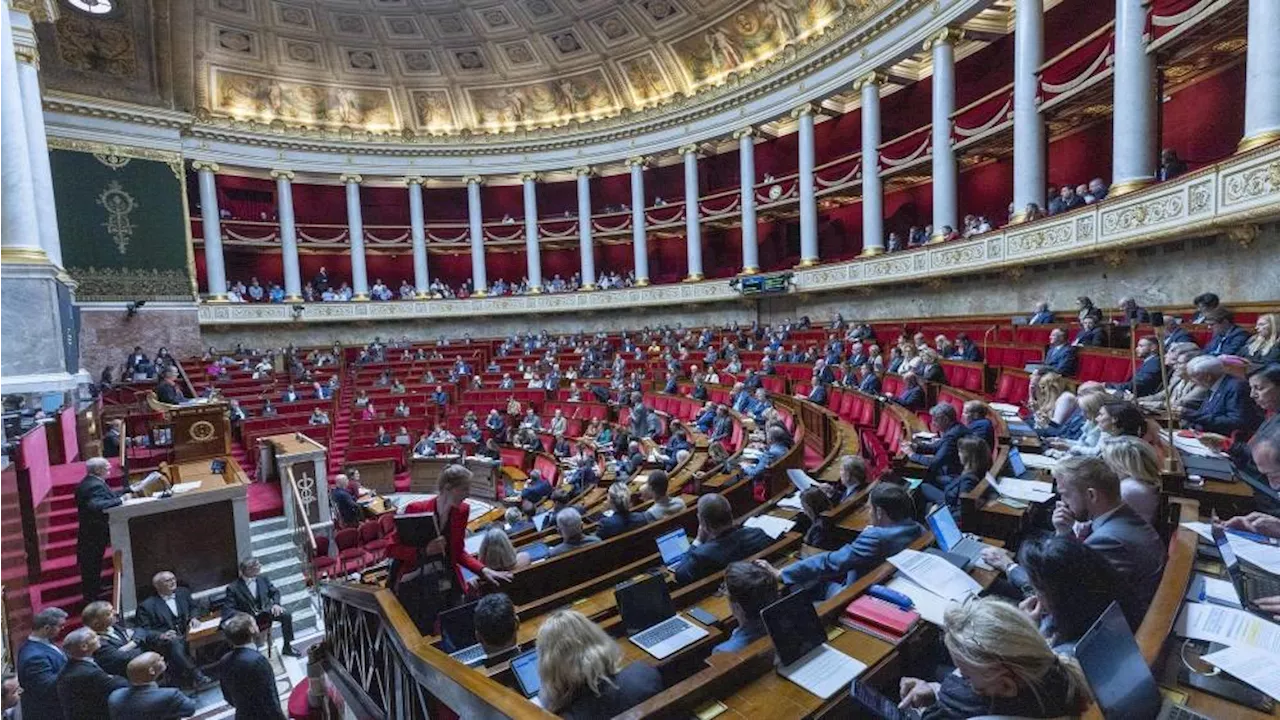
990,402 -> 1022,416
744,515 -> 797,539
777,493 -> 805,511
888,549 -> 981,602
1016,453 -> 1060,470
1199,646 -> 1280,701
1182,522 -> 1280,575
1184,573 -> 1242,609
988,476 -> 1055,503
170,481 -> 202,494
1175,603 -> 1280,657
1166,430 -> 1228,459
884,576 -> 956,626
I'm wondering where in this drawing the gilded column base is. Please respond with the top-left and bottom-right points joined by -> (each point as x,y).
205,294 -> 229,303
683,273 -> 705,282
352,294 -> 369,302
580,283 -> 598,291
1237,130 -> 1280,154
0,246 -> 50,265
738,266 -> 761,276
858,247 -> 885,257
1107,178 -> 1153,198
471,290 -> 488,298
285,295 -> 304,302
1009,210 -> 1029,224
414,292 -> 432,300
528,286 -> 543,294
796,258 -> 819,268
634,277 -> 650,287
928,234 -> 947,244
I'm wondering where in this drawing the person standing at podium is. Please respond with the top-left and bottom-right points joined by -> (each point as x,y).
76,457 -> 131,602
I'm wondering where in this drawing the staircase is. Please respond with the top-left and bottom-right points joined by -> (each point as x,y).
247,516 -> 322,645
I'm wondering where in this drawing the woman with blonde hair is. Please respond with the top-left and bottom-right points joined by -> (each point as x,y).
477,527 -> 531,572
1102,436 -> 1162,523
1048,389 -> 1110,457
1244,313 -> 1280,364
1030,372 -> 1082,440
899,598 -> 1088,719
537,609 -> 662,718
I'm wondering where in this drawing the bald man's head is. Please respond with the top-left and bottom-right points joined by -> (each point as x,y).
126,652 -> 166,685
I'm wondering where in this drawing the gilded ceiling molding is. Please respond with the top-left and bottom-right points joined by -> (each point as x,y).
623,157 -> 649,168
678,144 -> 701,156
519,172 -> 540,183
732,127 -> 755,140
790,103 -> 817,119
46,135 -> 182,165
463,175 -> 484,185
853,71 -> 889,91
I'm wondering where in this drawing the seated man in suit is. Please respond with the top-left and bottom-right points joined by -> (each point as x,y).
57,627 -> 128,720
857,365 -> 881,394
672,495 -> 772,585
742,425 -> 791,480
107,653 -> 196,720
1181,355 -> 1263,437
154,367 -> 185,405
84,601 -> 183,680
952,333 -> 982,361
1162,315 -> 1194,349
1205,308 -> 1250,356
908,403 -> 970,487
1072,316 -> 1104,347
962,401 -> 996,449
1029,302 -> 1054,325
805,378 -> 828,406
984,455 -> 1166,614
694,402 -> 717,433
756,484 -> 923,600
712,561 -> 778,654
598,482 -> 649,540
134,571 -> 213,689
473,593 -> 522,666
331,474 -> 362,527
1043,329 -> 1079,376
547,509 -> 601,558
893,372 -> 926,410
280,384 -> 298,403
709,406 -> 734,443
618,440 -> 647,478
515,468 -> 552,508
215,613 -> 285,720
17,607 -> 68,720
223,558 -> 301,657
1110,336 -> 1164,398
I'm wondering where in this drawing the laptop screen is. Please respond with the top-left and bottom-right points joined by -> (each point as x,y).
849,680 -> 910,720
510,649 -> 541,698
656,529 -> 690,565
927,506 -> 963,552
524,542 -> 550,561
437,601 -> 478,653
1074,602 -> 1163,719
761,588 -> 827,666
1212,525 -> 1240,570
1008,447 -> 1027,476
615,574 -> 675,634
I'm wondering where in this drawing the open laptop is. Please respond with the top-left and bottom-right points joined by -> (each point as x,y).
761,588 -> 865,700
926,506 -> 994,570
438,601 -> 486,666
1007,446 -> 1029,477
510,648 -> 541,700
655,528 -> 691,571
1212,525 -> 1280,616
615,573 -> 708,660
1075,602 -> 1211,720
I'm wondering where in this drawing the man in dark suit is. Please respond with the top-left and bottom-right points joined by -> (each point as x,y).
672,495 -> 773,586
1182,356 -> 1263,437
1072,316 -> 1104,347
56,627 -> 128,720
858,366 -> 881,394
618,441 -> 647,478
1043,329 -> 1078,376
154,367 -> 184,405
134,571 -> 213,688
909,404 -> 971,485
1112,336 -> 1164,398
1161,316 -> 1194,350
473,593 -> 522,666
814,360 -> 836,385
215,613 -> 285,720
893,373 -> 926,410
330,474 -> 361,526
75,457 -> 129,603
1205,308 -> 1250,356
952,333 -> 982,361
18,608 -> 68,720
223,558 -> 300,657
962,401 -> 996,450
107,652 -> 196,719
806,379 -> 828,406
83,601 -> 174,679
709,406 -> 733,443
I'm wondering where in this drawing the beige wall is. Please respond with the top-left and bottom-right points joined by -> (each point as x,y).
79,304 -> 203,376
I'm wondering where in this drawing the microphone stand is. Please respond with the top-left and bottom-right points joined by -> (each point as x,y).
1153,324 -> 1178,474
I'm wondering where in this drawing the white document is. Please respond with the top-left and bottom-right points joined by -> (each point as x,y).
913,431 -> 938,440
1165,430 -> 1228,459
885,576 -> 955,626
888,549 -> 981,603
1182,521 -> 1280,575
463,534 -> 484,556
190,617 -> 221,634
170,481 -> 202,494
778,644 -> 866,700
744,515 -> 797,540
1185,573 -> 1242,609
1174,603 -> 1280,657
786,469 -> 815,492
988,476 -> 1055,503
1015,453 -> 1060,470
123,496 -> 159,505
778,492 -> 805,511
1200,646 -> 1280,701
990,402 -> 1022,415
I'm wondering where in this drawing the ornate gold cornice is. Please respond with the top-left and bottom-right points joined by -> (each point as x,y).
573,166 -> 595,177
46,136 -> 183,166
13,43 -> 39,68
339,173 -> 363,184
191,160 -> 221,173
269,169 -> 295,181
624,157 -> 649,169
0,247 -> 51,265
790,103 -> 817,120
678,144 -> 701,157
923,27 -> 966,52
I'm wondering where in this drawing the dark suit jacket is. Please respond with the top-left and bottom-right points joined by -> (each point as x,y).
1044,344 -> 1078,376
918,363 -> 947,384
808,385 -> 827,405
107,683 -> 197,719
1117,354 -> 1163,397
155,380 -> 184,404
223,576 -> 281,617
1208,326 -> 1250,356
331,487 -> 360,525
895,385 -> 925,410
966,418 -> 995,450
77,474 -> 126,543
136,589 -> 204,637
58,658 -> 128,720
859,373 -> 881,394
18,640 -> 67,720
95,624 -> 152,677
562,662 -> 663,720
955,344 -> 982,361
1163,327 -> 1193,349
673,526 -> 773,585
598,510 -> 650,540
1073,327 -> 1103,347
781,520 -> 924,589
909,423 -> 971,483
215,647 -> 285,720
1183,376 -> 1263,437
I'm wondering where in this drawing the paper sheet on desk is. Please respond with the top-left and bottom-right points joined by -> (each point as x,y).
1166,430 -> 1229,459
885,576 -> 956,626
1182,521 -> 1280,575
123,496 -> 158,505
990,403 -> 1022,416
989,476 -> 1055,503
1200,646 -> 1280,701
743,515 -> 796,539
1174,603 -> 1280,657
777,492 -> 805,511
1014,453 -> 1059,470
888,549 -> 981,603
786,469 -> 816,492
464,534 -> 484,556
190,617 -> 221,634
170,481 -> 202,494
1185,573 -> 1242,608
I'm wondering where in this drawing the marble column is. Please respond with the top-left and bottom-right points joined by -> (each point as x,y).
341,174 -> 369,299
626,158 -> 650,286
574,167 -> 597,290
271,170 -> 303,301
927,29 -> 962,241
521,173 -> 543,292
406,177 -> 430,297
1,5 -> 39,259
680,145 -> 704,281
858,74 -> 886,255
1240,0 -> 1280,151
793,104 -> 819,266
1013,0 -> 1045,218
465,176 -> 488,296
735,128 -> 760,273
1111,0 -> 1156,195
193,162 -> 227,299
11,12 -> 61,270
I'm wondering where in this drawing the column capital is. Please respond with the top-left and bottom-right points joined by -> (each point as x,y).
573,166 -> 595,177
9,0 -> 59,22
624,156 -> 650,169
519,172 -> 540,183
12,41 -> 39,68
191,160 -> 221,173
732,127 -> 755,141
853,71 -> 888,92
790,103 -> 817,120
270,169 -> 295,181
339,173 -> 363,184
678,144 -> 701,157
923,27 -> 965,52
404,175 -> 426,186
463,175 -> 484,186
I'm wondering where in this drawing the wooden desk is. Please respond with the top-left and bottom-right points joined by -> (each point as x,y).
349,456 -> 398,494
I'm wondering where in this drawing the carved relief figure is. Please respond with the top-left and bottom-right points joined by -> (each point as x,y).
212,70 -> 396,130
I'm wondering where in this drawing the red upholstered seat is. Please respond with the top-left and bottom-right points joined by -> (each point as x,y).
359,519 -> 392,561
335,528 -> 369,572
311,535 -> 338,580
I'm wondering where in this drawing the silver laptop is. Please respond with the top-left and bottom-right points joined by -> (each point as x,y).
615,574 -> 708,660
655,528 -> 691,571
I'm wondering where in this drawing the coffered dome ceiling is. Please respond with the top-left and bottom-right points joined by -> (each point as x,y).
190,0 -> 879,136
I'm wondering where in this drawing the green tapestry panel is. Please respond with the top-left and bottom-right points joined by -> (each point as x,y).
50,147 -> 194,301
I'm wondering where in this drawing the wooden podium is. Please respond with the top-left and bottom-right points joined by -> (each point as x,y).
107,456 -> 252,613
147,395 -> 231,464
